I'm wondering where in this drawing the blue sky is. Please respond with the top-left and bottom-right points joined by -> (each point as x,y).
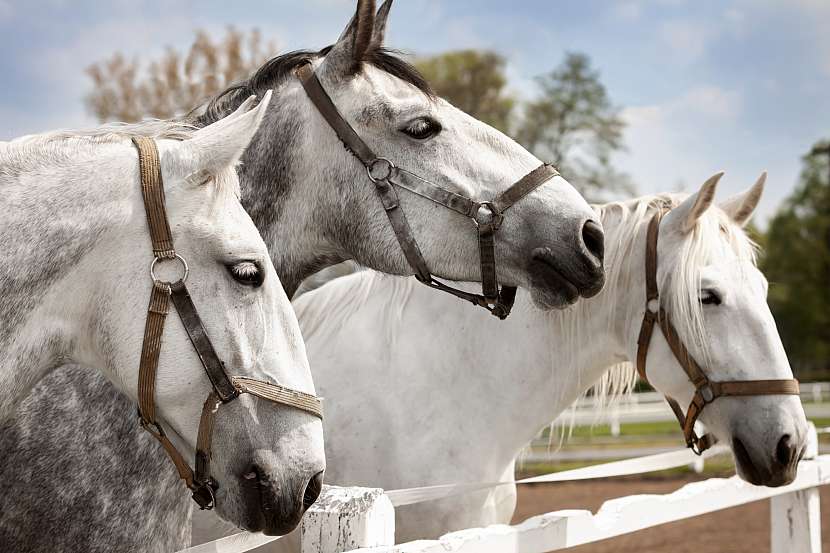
1,0 -> 828,223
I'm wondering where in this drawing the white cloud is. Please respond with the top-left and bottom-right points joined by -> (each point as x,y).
614,85 -> 745,198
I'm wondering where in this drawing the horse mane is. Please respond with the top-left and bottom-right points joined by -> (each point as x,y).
194,46 -> 435,126
576,193 -> 759,409
1,120 -> 197,178
6,120 -> 196,147
294,269 -> 419,352
296,192 -> 760,434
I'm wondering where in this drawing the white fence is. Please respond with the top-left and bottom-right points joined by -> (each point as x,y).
184,423 -> 826,553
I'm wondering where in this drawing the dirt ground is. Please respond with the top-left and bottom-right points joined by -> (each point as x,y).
511,475 -> 829,553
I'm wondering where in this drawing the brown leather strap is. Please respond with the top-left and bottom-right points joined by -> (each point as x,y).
635,209 -> 800,454
170,281 -> 239,403
133,137 -> 175,259
493,164 -> 559,213
372,177 -> 432,282
297,63 -> 376,165
635,309 -> 656,381
132,137 -> 323,510
296,62 -> 555,320
393,168 -> 477,218
138,281 -> 171,424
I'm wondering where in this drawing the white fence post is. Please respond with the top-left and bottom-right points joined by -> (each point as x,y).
771,488 -> 821,553
770,423 -> 821,553
301,486 -> 395,553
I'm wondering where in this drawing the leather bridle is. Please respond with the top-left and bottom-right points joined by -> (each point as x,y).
131,137 -> 323,510
635,208 -> 800,454
297,63 -> 559,320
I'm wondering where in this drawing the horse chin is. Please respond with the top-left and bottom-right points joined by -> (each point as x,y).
527,259 -> 580,310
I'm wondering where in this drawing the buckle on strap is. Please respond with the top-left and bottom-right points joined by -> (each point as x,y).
191,480 -> 217,510
366,158 -> 395,183
698,383 -> 715,404
472,202 -> 504,231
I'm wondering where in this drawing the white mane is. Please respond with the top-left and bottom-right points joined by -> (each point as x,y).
294,192 -> 759,416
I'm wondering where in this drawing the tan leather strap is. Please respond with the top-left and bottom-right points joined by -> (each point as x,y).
635,209 -> 800,454
233,376 -> 324,419
132,137 -> 323,510
133,137 -> 175,259
296,62 -> 556,320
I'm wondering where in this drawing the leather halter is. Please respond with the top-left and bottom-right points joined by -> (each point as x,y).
297,63 -> 559,320
635,209 -> 800,454
132,137 -> 323,510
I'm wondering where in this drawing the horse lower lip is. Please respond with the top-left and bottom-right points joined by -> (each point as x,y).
531,254 -> 579,301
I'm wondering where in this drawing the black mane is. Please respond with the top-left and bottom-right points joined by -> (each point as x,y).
195,46 -> 434,126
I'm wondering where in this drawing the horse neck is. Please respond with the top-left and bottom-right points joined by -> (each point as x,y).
397,210 -> 642,462
471,289 -> 630,457
237,87 -> 348,296
0,144 -> 124,420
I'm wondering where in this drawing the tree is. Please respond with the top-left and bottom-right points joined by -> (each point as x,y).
85,28 -> 275,122
516,52 -> 631,200
416,50 -> 515,133
761,140 -> 830,379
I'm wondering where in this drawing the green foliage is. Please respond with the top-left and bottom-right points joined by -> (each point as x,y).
415,50 -> 515,133
516,52 -> 632,200
416,50 -> 632,199
761,141 -> 830,378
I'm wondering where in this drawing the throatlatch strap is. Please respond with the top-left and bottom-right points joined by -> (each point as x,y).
133,137 -> 175,259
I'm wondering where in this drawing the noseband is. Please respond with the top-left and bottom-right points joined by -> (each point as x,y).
132,137 -> 323,510
297,63 -> 559,320
635,209 -> 800,454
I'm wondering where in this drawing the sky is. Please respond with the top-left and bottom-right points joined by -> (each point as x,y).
1,0 -> 828,224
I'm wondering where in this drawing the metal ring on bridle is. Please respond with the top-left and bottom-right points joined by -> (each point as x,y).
366,157 -> 395,183
150,253 -> 189,285
472,201 -> 503,229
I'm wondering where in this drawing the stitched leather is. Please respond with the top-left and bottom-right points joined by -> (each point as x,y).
634,209 -> 799,453
296,62 -> 555,320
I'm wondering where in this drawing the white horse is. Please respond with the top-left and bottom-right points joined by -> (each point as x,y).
0,96 -> 325,535
288,173 -> 808,542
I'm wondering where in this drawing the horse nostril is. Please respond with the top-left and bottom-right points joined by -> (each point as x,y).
581,220 -> 604,264
776,434 -> 796,466
303,470 -> 324,511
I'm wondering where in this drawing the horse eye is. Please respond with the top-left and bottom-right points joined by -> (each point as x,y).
227,261 -> 264,288
400,117 -> 442,140
701,289 -> 722,306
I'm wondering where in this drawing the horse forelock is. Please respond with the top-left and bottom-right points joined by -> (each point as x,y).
545,193 -> 759,437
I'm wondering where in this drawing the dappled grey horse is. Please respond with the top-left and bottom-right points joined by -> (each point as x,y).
0,1 -> 604,551
0,96 -> 326,539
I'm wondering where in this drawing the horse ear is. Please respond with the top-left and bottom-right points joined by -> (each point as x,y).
663,171 -> 723,235
370,0 -> 393,50
175,90 -> 271,177
322,0 -> 376,79
719,172 -> 765,227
